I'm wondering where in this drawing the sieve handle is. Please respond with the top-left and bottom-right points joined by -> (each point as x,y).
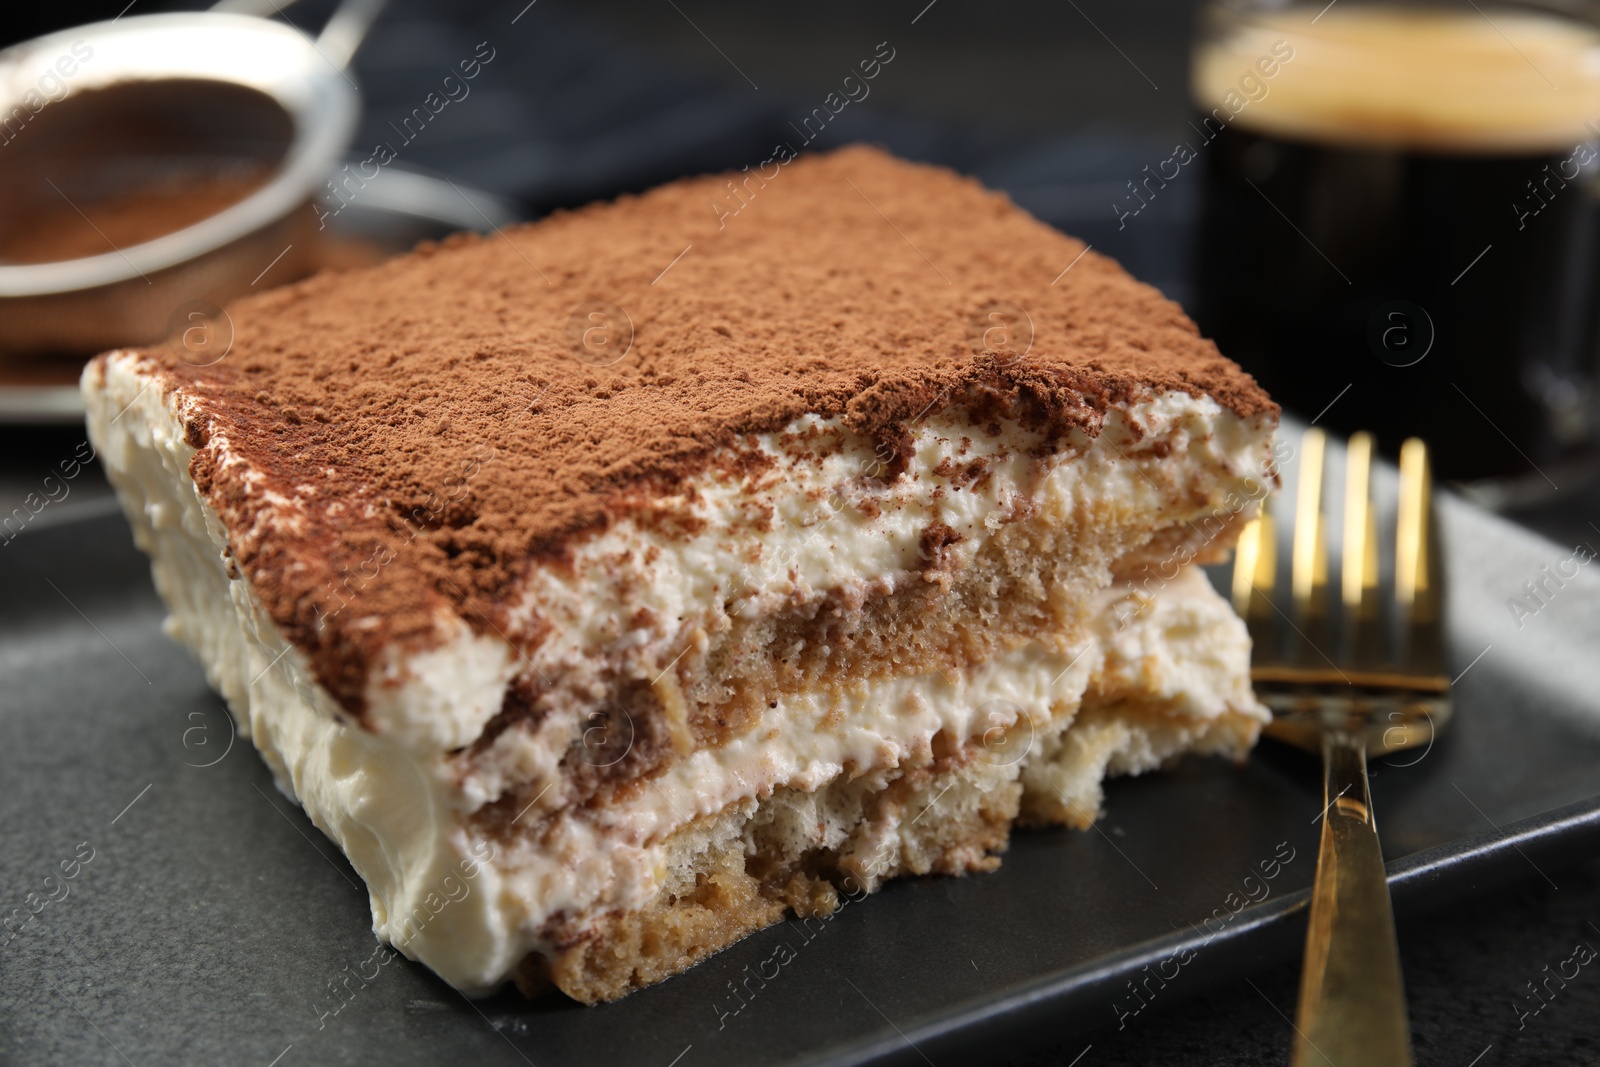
209,0 -> 388,70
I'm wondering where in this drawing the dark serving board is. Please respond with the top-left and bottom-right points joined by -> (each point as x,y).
3,449 -> 1599,1066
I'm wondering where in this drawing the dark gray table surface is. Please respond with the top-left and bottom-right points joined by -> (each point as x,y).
3,420 -> 1598,1067
4,1 -> 1600,1064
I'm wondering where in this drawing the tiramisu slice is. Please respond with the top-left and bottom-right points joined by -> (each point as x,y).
84,146 -> 1277,1002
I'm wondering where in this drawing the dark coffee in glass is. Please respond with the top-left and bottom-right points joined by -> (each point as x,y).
1192,1 -> 1600,493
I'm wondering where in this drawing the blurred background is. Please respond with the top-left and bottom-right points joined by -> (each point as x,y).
6,0 -> 1599,545
2,0 -> 1213,302
2,2 -> 1598,1063
5,0 -> 1208,237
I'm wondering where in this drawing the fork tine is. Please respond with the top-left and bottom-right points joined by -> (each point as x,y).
1397,438 -> 1448,679
1292,428 -> 1325,612
1395,438 -> 1427,614
1342,432 -> 1384,665
1341,432 -> 1374,609
1233,512 -> 1278,659
1291,428 -> 1334,662
1232,514 -> 1262,616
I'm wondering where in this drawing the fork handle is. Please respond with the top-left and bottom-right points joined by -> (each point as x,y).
1291,730 -> 1414,1067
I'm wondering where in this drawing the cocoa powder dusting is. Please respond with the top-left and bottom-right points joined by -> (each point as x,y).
105,146 -> 1274,718
0,170 -> 270,264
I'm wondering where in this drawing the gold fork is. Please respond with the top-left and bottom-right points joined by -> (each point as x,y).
1231,429 -> 1452,1067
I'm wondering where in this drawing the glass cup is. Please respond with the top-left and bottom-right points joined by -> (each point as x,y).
1191,0 -> 1600,500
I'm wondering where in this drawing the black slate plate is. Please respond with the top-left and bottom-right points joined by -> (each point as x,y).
3,450 -> 1600,1066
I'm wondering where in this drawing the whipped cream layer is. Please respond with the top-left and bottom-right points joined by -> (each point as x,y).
450,388 -> 1273,817
86,351 -> 1272,992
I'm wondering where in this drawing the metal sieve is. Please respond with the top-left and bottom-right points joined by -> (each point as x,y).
0,0 -> 384,356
